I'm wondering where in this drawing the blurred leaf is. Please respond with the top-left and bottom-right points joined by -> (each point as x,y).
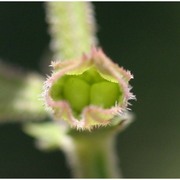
23,121 -> 67,151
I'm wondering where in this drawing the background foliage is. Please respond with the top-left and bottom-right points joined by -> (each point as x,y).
0,2 -> 180,178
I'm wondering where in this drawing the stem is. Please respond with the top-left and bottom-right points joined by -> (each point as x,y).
64,127 -> 122,178
46,2 -> 98,60
0,62 -> 46,122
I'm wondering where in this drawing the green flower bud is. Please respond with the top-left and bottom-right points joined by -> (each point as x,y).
43,47 -> 135,130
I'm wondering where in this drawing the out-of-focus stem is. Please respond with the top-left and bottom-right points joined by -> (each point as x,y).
0,62 -> 46,122
64,128 -> 122,178
46,2 -> 98,60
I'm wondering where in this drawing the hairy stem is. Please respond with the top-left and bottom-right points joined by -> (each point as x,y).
46,2 -> 98,60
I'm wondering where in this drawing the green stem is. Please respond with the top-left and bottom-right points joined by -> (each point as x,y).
65,127 -> 122,178
0,62 -> 46,122
46,2 -> 98,60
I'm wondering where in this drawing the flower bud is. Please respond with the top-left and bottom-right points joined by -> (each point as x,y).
43,47 -> 135,130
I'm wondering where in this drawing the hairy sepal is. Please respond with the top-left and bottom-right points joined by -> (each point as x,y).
43,47 -> 135,130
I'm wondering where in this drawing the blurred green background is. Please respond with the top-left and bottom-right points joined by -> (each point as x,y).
0,2 -> 180,178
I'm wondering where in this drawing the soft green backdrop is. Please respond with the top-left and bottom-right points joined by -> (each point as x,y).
0,2 -> 180,178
